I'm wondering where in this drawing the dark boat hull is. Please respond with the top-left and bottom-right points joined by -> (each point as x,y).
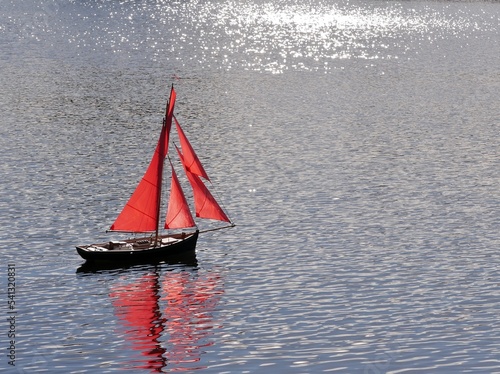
76,231 -> 199,264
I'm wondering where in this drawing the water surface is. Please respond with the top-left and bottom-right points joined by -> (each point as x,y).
0,0 -> 499,372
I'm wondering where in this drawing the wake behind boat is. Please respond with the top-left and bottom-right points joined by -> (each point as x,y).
76,85 -> 234,264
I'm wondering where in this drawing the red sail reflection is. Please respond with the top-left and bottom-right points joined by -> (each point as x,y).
110,273 -> 167,371
110,268 -> 223,372
162,271 -> 223,368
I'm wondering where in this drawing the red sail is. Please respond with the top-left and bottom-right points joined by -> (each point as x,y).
165,86 -> 176,135
176,146 -> 230,223
174,116 -> 210,180
109,124 -> 168,232
165,165 -> 196,229
110,88 -> 176,232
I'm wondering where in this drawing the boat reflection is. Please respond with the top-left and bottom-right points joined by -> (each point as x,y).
109,264 -> 224,372
110,272 -> 167,371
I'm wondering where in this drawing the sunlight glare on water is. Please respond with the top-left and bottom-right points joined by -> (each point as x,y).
144,0 -> 494,72
0,0 -> 499,372
3,0 -> 495,73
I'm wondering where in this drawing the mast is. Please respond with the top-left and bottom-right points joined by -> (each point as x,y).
154,120 -> 166,245
155,85 -> 176,245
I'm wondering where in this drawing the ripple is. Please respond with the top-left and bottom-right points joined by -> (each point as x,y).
1,0 -> 498,73
0,1 -> 499,372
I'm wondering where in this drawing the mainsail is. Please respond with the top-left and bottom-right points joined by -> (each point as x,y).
109,122 -> 168,232
109,86 -> 176,232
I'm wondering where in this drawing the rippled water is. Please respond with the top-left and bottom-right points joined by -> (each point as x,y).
1,0 -> 499,373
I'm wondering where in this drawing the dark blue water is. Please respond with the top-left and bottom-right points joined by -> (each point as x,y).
1,0 -> 499,372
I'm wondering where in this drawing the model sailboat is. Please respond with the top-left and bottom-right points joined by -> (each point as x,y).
76,85 -> 234,263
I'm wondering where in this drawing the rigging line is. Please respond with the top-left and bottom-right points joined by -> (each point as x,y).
197,224 -> 235,235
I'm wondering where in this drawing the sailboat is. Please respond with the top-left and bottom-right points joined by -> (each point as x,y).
76,85 -> 234,263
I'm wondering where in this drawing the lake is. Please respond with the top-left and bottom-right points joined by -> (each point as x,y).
0,0 -> 499,372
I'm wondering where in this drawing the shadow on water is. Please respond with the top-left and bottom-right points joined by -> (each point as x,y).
75,254 -> 224,372
76,251 -> 198,273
